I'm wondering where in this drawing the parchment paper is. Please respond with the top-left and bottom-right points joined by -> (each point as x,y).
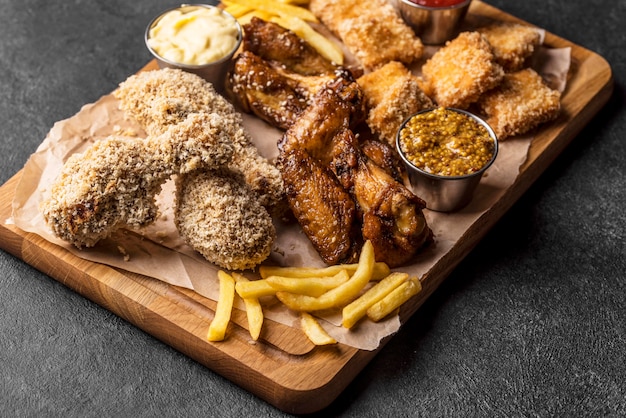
8,44 -> 570,351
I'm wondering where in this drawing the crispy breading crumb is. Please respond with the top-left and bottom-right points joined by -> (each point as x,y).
477,22 -> 542,72
358,61 -> 434,146
114,69 -> 285,215
476,68 -> 561,140
310,0 -> 423,70
420,31 -> 504,109
175,169 -> 275,271
41,113 -> 234,248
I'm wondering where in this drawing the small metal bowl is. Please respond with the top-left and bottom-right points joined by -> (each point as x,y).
145,4 -> 242,92
398,0 -> 471,45
396,108 -> 498,212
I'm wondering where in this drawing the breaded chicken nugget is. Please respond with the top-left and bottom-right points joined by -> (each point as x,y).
477,22 -> 542,72
420,31 -> 504,109
115,69 -> 285,216
175,169 -> 275,271
476,68 -> 561,140
357,61 -> 433,146
41,113 -> 234,248
310,0 -> 423,70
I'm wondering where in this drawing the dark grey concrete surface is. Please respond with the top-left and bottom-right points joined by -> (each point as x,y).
1,0 -> 625,416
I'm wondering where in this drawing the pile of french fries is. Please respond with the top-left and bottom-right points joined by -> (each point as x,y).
219,0 -> 344,64
207,241 -> 423,346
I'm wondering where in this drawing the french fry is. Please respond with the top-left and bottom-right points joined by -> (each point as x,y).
276,241 -> 376,311
342,272 -> 409,329
269,15 -> 343,64
207,271 -> 236,342
259,261 -> 390,281
237,9 -> 276,25
301,312 -> 336,345
234,278 -> 276,299
266,270 -> 350,297
232,273 -> 264,341
366,277 -> 422,322
225,0 -> 318,22
221,1 -> 253,18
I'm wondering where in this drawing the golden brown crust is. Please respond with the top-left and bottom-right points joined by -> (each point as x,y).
309,0 -> 423,70
477,22 -> 542,72
175,169 -> 275,271
476,68 -> 561,140
41,113 -> 235,248
420,31 -> 504,109
357,61 -> 434,146
115,68 -> 285,215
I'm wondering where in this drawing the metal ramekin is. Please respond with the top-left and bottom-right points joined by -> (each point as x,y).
396,107 -> 498,212
145,4 -> 242,92
398,0 -> 472,45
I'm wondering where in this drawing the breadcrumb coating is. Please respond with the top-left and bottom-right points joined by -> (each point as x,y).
420,31 -> 504,109
175,169 -> 275,271
309,0 -> 423,70
357,61 -> 434,146
114,68 -> 285,215
477,22 -> 542,72
41,113 -> 234,248
476,68 -> 561,140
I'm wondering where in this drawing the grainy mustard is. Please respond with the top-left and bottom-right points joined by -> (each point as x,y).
399,107 -> 495,176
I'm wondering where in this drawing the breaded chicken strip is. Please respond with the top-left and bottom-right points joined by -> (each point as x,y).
176,169 -> 275,271
114,69 -> 285,216
476,68 -> 561,140
41,113 -> 234,248
309,0 -> 423,70
357,61 -> 433,146
420,31 -> 504,109
477,22 -> 542,72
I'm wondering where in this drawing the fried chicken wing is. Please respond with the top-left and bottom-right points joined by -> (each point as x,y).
41,113 -> 234,248
279,85 -> 431,267
242,17 -> 339,75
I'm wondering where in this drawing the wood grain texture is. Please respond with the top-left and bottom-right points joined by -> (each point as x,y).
0,1 -> 613,414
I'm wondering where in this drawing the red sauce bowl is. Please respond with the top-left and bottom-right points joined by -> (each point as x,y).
398,0 -> 472,45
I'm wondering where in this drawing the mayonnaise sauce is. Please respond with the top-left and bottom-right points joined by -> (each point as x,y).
148,6 -> 239,66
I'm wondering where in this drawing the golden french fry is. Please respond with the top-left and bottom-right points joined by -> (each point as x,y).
207,271 -> 236,341
236,9 -> 276,25
269,15 -> 343,64
367,277 -> 422,322
259,261 -> 390,281
301,312 -> 336,345
276,241 -> 376,311
342,272 -> 409,329
232,273 -> 264,341
222,2 -> 253,18
226,0 -> 318,22
266,270 -> 350,297
234,278 -> 276,299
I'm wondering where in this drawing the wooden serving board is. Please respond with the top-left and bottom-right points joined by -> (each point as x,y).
0,1 -> 613,414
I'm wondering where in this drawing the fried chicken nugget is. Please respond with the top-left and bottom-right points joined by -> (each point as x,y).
420,31 -> 504,109
41,113 -> 234,248
114,69 -> 285,216
175,169 -> 275,271
357,61 -> 433,146
477,22 -> 542,72
309,0 -> 423,70
476,68 -> 561,140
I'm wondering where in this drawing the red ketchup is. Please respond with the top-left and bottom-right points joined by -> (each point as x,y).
411,0 -> 467,6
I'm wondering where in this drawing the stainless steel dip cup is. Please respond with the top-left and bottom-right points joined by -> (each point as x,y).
398,0 -> 471,45
145,4 -> 242,93
396,108 -> 498,212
